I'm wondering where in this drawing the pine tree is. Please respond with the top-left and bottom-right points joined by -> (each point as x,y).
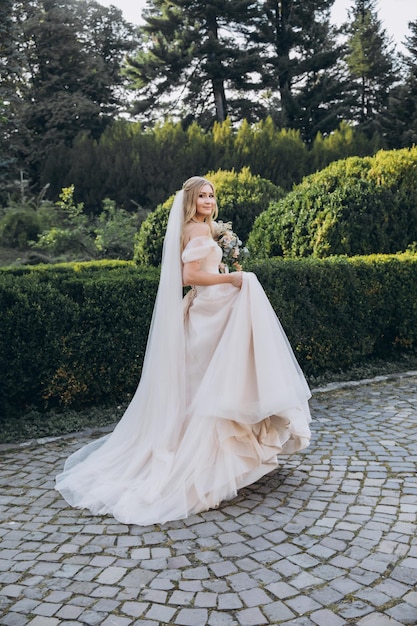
124,0 -> 263,125
0,0 -> 25,201
384,20 -> 417,148
344,0 -> 397,136
14,0 -> 138,190
253,0 -> 348,141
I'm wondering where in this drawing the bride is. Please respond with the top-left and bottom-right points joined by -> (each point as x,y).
56,176 -> 312,526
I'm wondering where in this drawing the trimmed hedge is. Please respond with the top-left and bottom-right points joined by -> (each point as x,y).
248,253 -> 417,374
1,253 -> 417,419
0,261 -> 159,418
248,147 -> 417,259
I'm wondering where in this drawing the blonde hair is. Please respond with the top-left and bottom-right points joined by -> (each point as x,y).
182,175 -> 218,223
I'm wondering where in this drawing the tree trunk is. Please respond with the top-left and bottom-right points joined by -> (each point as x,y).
212,77 -> 227,122
206,7 -> 227,122
272,0 -> 295,125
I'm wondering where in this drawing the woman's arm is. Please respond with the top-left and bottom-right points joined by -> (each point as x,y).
183,260 -> 242,288
182,222 -> 242,288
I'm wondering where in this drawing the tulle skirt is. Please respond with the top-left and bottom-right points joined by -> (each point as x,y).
56,273 -> 311,525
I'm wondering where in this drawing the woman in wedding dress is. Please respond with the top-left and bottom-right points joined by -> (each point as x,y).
56,176 -> 311,526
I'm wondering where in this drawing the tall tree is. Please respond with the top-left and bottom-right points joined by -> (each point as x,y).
124,0 -> 263,125
252,0 -> 349,141
384,20 -> 417,148
344,0 -> 397,136
126,0 -> 350,140
0,0 -> 25,201
76,0 -> 139,115
9,0 -> 138,191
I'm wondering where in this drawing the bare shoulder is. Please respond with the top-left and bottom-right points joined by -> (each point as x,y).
183,221 -> 211,246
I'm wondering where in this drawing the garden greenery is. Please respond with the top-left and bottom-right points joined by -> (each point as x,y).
2,146 -> 417,422
0,186 -> 147,263
134,168 -> 284,266
1,253 -> 417,419
39,118 -> 379,212
248,147 -> 417,259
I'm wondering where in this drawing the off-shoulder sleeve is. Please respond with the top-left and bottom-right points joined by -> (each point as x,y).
182,236 -> 218,263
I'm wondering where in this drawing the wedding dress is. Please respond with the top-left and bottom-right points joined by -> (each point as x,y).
56,193 -> 311,526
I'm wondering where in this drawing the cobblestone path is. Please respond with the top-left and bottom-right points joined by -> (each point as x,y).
1,375 -> 417,626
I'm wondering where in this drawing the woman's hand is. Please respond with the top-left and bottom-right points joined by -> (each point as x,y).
230,271 -> 243,288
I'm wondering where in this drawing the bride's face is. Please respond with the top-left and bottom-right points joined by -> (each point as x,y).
195,184 -> 215,221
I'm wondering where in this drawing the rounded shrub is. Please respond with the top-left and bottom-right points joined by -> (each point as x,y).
248,147 -> 417,259
0,209 -> 41,249
134,167 -> 284,266
206,168 -> 285,243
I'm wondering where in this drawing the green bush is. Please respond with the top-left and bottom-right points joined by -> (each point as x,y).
0,189 -> 56,250
93,198 -> 146,260
223,118 -> 309,190
248,147 -> 417,259
133,199 -> 172,267
247,252 -> 417,375
309,121 -> 381,172
32,185 -> 96,260
1,253 -> 417,419
0,209 -> 41,249
134,168 -> 284,267
23,187 -> 146,264
41,271 -> 157,408
0,272 -> 79,417
0,260 -> 159,417
206,168 -> 285,243
42,117 -> 379,213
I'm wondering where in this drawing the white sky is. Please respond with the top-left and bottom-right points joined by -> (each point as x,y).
98,0 -> 416,53
332,0 -> 415,52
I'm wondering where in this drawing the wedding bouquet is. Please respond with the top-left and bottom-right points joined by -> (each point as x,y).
213,220 -> 249,273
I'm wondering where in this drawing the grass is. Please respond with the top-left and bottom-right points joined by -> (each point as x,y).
1,350 -> 417,446
0,404 -> 128,447
307,350 -> 417,388
0,246 -> 28,266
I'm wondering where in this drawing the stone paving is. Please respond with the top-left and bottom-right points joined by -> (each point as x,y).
1,374 -> 417,626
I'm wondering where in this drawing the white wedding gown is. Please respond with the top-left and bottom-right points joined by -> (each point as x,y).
56,235 -> 311,526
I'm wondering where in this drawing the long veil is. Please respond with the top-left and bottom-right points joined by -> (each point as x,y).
56,190 -> 187,501
118,189 -> 186,448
